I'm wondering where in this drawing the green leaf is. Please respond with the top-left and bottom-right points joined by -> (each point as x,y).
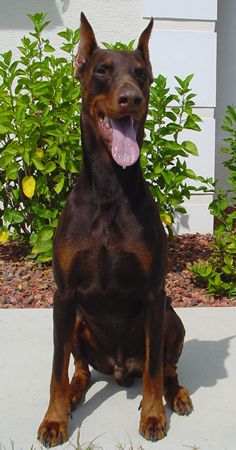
224,254 -> 233,267
67,160 -> 79,173
164,141 -> 182,151
9,61 -> 18,73
221,125 -> 233,133
184,116 -> 201,131
29,233 -> 38,245
222,265 -> 233,275
175,206 -> 187,214
226,104 -> 236,121
32,157 -> 45,171
37,228 -> 54,242
44,44 -> 55,52
191,113 -> 202,123
32,206 -> 56,219
186,168 -> 197,179
0,124 -> 10,134
73,28 -> 81,44
32,239 -> 53,254
166,111 -> 177,122
61,43 -> 74,53
3,50 -> 12,65
54,174 -> 65,193
182,141 -> 199,156
6,162 -> 20,180
37,250 -> 53,262
0,60 -> 7,70
204,264 -> 213,277
162,171 -> 173,184
174,76 -> 185,88
0,154 -> 13,167
185,74 -> 194,85
186,93 -> 197,100
154,166 -> 163,175
58,29 -> 73,41
43,161 -> 56,174
58,152 -> 66,170
4,209 -> 24,224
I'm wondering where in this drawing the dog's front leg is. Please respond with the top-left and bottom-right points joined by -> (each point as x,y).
139,290 -> 167,441
38,291 -> 76,447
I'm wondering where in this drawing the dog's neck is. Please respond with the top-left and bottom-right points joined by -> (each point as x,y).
79,110 -> 146,205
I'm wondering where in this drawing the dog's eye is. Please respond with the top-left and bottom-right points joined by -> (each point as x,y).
135,68 -> 146,83
94,66 -> 109,77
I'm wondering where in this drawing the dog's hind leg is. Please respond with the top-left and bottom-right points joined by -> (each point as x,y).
70,358 -> 91,410
164,304 -> 193,415
69,313 -> 91,410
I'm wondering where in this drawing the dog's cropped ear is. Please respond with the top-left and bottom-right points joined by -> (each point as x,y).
74,12 -> 98,80
137,18 -> 153,83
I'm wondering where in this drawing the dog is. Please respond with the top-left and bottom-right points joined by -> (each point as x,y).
37,13 -> 193,447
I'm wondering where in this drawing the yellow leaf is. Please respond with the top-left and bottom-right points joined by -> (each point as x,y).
0,229 -> 10,244
160,213 -> 172,226
22,176 -> 36,199
35,148 -> 44,159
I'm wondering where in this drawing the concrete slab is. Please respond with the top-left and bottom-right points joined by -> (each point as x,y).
0,308 -> 236,450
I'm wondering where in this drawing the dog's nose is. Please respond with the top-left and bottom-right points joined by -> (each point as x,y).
118,86 -> 143,110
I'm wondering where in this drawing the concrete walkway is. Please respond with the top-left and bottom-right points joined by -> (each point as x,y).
0,308 -> 235,450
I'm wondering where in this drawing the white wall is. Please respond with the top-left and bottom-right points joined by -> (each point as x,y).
0,0 -> 146,58
0,0 -> 218,234
144,0 -> 217,20
215,0 -> 236,193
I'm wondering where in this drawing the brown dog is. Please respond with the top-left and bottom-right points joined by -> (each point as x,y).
37,13 -> 192,447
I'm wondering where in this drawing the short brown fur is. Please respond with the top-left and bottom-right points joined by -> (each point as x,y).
38,13 -> 192,447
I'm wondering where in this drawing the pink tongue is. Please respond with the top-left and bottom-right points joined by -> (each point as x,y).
110,116 -> 140,168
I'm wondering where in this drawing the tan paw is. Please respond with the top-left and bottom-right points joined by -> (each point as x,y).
139,413 -> 167,441
172,387 -> 193,416
37,419 -> 68,448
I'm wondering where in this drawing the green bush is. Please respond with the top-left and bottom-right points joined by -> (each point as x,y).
142,73 -> 213,236
188,105 -> 236,298
0,13 -> 212,261
0,13 -> 81,261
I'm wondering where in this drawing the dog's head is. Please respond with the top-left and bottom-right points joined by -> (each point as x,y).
75,13 -> 153,169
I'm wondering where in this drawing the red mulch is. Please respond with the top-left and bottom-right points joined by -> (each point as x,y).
0,234 -> 235,309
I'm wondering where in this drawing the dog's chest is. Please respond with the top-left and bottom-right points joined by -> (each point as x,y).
68,209 -> 152,295
73,237 -> 149,292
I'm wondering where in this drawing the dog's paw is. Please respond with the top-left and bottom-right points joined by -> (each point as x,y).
37,419 -> 68,448
171,387 -> 193,416
139,412 -> 167,441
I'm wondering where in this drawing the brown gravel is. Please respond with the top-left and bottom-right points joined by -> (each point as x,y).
166,233 -> 236,308
0,233 -> 235,309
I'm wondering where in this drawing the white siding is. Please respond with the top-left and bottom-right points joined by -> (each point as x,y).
150,30 -> 217,107
173,195 -> 214,234
215,0 -> 236,193
144,0 -> 217,21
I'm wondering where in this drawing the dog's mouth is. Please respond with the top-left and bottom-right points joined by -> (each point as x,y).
98,113 -> 140,169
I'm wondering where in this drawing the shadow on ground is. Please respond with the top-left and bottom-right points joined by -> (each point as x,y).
180,336 -> 235,394
68,335 -> 235,439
